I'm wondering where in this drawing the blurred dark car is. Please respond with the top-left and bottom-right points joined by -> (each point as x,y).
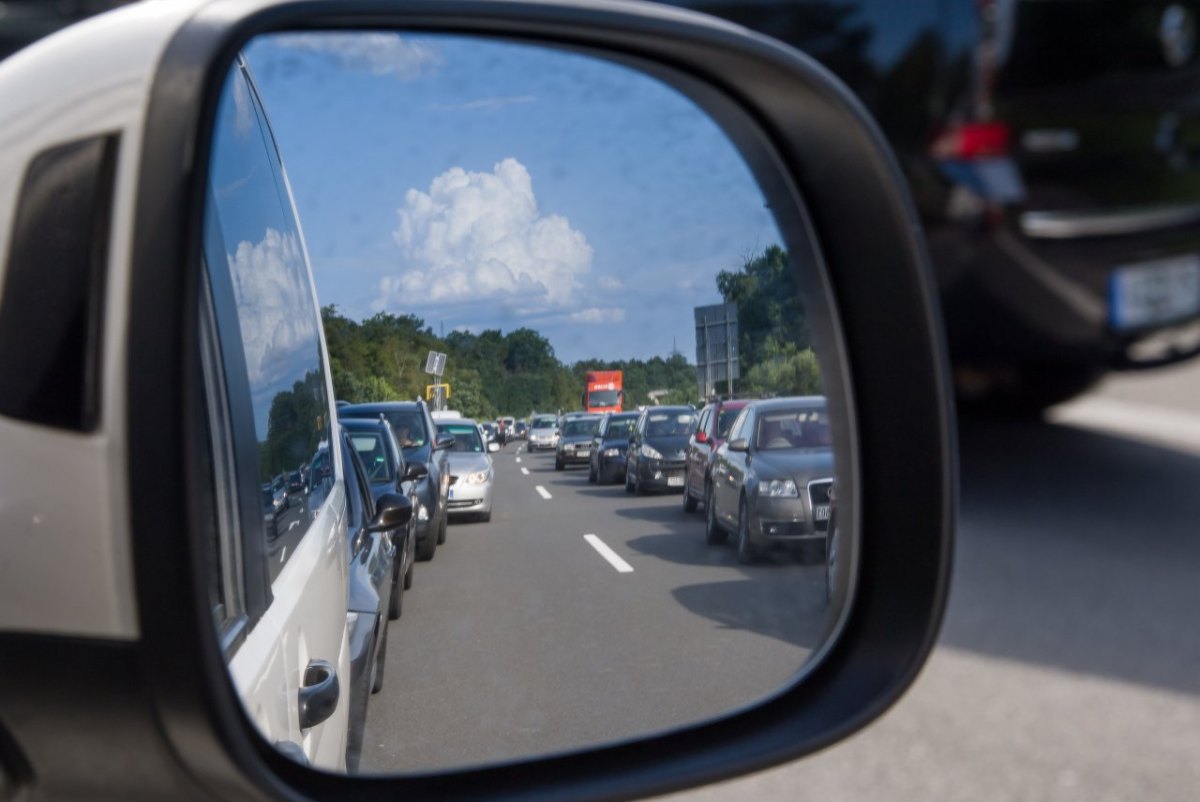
339,400 -> 454,561
514,420 -> 528,439
666,0 -> 1200,412
337,427 -> 412,771
682,397 -> 749,513
625,406 -> 697,494
339,416 -> 425,618
588,411 -> 640,484
707,397 -> 834,564
555,414 -> 602,470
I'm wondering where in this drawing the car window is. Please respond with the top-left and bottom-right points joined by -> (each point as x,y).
727,408 -> 750,442
716,407 -> 742,438
755,407 -> 832,450
205,61 -> 333,581
696,407 -> 711,438
349,431 -> 393,483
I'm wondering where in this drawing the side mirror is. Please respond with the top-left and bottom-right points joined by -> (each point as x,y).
366,492 -> 413,532
434,433 -> 455,450
488,441 -> 500,453
728,438 -> 749,453
402,463 -> 429,483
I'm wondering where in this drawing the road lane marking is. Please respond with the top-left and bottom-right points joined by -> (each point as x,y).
515,457 -> 521,463
535,485 -> 552,500
583,534 -> 633,573
521,467 -> 530,476
280,546 -> 287,563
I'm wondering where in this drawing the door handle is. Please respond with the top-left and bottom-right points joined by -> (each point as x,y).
298,659 -> 340,730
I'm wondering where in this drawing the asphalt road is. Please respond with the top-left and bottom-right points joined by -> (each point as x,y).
655,368 -> 1200,802
362,444 -> 832,772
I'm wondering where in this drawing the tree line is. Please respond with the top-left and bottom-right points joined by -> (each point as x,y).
321,244 -> 821,421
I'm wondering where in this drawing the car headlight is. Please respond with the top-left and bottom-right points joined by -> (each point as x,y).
760,479 -> 799,497
465,470 -> 491,485
641,445 -> 663,460
603,447 -> 620,457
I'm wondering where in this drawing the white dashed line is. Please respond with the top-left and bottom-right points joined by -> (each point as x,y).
583,534 -> 634,573
515,457 -> 521,463
535,485 -> 552,500
521,467 -> 530,476
279,546 -> 287,563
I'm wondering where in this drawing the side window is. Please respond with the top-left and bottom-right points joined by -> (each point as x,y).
728,409 -> 750,442
696,408 -> 711,438
341,436 -> 370,529
205,61 -> 333,582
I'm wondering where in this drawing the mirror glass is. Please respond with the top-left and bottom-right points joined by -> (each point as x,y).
200,31 -> 849,774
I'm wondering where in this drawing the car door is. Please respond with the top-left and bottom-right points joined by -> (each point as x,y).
201,58 -> 350,770
713,407 -> 751,526
686,405 -> 712,497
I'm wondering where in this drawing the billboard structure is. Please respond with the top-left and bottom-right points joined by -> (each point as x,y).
694,302 -> 739,400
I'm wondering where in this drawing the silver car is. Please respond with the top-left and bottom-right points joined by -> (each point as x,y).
435,419 -> 496,523
527,413 -> 560,451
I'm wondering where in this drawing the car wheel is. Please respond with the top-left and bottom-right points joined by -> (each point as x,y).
555,457 -> 564,471
625,464 -> 635,493
682,479 -> 698,512
387,561 -> 403,620
736,495 -> 757,564
588,461 -> 597,483
704,483 -> 726,545
436,510 -> 447,544
371,618 -> 388,694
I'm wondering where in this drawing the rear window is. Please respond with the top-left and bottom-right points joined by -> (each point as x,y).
716,408 -> 742,438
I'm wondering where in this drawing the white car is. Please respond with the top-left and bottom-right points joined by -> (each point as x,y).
527,413 -> 561,451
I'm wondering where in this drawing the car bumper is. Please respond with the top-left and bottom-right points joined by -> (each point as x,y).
447,481 -> 492,515
636,459 -> 687,490
747,496 -> 827,546
596,452 -> 626,478
557,448 -> 592,465
528,438 -> 557,450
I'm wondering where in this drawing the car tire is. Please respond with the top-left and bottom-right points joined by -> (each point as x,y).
625,464 -> 635,493
416,530 -> 436,562
704,483 -> 726,545
683,480 -> 698,512
436,511 -> 447,544
736,495 -> 757,564
371,619 -> 388,694
588,461 -> 597,483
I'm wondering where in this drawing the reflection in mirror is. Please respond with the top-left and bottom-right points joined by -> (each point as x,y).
200,31 -> 847,775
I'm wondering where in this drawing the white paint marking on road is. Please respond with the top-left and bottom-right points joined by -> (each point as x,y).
521,467 -> 530,476
287,520 -> 300,531
583,534 -> 634,573
535,485 -> 552,500
515,457 -> 521,463
279,546 -> 287,563
1049,396 -> 1200,456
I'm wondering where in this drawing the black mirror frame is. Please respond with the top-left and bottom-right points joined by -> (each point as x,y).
121,1 -> 956,800
366,493 -> 413,532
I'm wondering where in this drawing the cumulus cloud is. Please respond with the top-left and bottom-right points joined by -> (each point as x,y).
227,229 -> 319,390
597,275 -> 624,290
380,158 -> 592,309
271,32 -> 440,78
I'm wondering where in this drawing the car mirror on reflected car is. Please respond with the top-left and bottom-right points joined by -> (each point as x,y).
0,1 -> 954,800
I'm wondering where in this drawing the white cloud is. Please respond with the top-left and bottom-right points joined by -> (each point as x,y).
380,158 -> 592,310
597,275 -> 624,290
227,229 -> 318,389
271,33 -> 440,78
431,95 -> 536,112
567,307 -> 626,324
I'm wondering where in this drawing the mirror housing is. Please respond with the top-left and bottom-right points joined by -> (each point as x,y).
728,438 -> 749,453
8,1 -> 956,799
488,441 -> 500,453
434,433 -> 455,450
402,462 -> 428,483
367,493 -> 413,532
695,431 -> 709,445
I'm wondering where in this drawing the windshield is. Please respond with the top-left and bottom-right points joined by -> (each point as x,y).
437,423 -> 485,453
587,390 -> 620,407
349,432 -> 394,482
563,418 -> 599,437
531,416 -> 557,430
716,408 -> 743,438
646,411 -> 696,437
604,416 -> 637,438
376,411 -> 427,450
755,407 -> 831,450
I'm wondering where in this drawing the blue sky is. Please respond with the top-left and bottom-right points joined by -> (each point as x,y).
245,33 -> 781,364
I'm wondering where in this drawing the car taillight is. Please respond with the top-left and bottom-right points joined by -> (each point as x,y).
931,121 -> 1011,160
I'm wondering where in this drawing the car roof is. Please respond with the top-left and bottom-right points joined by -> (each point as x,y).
340,401 -> 425,414
644,405 -> 696,414
747,395 -> 827,412
338,416 -> 390,431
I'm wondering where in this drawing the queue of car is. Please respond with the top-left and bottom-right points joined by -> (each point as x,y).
531,396 -> 835,568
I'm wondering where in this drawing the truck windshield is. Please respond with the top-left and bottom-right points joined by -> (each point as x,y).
588,390 -> 620,407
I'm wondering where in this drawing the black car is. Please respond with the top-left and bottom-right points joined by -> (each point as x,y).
555,414 -> 601,470
588,411 -> 640,484
339,400 -> 454,561
339,417 -> 426,618
666,0 -> 1200,412
625,406 -> 697,494
337,428 -> 413,772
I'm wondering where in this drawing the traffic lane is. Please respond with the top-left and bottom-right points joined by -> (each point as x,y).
658,413 -> 1200,801
362,448 -> 828,773
523,447 -> 828,651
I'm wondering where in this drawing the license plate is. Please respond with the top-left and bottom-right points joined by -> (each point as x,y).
1111,254 -> 1200,331
667,475 -> 684,487
577,449 -> 590,457
814,505 -> 830,521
